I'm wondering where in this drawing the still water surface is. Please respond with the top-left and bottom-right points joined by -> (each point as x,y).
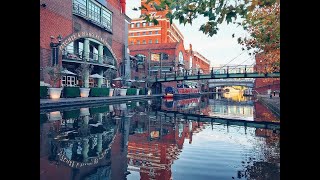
40,93 -> 280,180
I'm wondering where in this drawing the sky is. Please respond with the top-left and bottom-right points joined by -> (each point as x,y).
126,0 -> 255,67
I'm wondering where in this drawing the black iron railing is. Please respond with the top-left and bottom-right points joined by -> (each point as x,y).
62,49 -> 115,66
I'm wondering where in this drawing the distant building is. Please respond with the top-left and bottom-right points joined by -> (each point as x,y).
128,0 -> 211,88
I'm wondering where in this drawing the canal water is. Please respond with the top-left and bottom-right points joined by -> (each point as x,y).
40,92 -> 280,180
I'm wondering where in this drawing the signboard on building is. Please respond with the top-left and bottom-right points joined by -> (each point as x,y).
151,53 -> 160,61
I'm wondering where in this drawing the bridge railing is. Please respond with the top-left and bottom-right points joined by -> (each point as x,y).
153,64 -> 277,80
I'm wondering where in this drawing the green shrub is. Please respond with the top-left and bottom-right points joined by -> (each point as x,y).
40,86 -> 48,98
126,88 -> 137,95
90,105 -> 109,114
63,109 -> 80,119
89,87 -> 109,97
139,88 -> 147,95
63,87 -> 80,98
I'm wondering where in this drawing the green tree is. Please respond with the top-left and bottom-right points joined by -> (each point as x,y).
137,0 -> 279,36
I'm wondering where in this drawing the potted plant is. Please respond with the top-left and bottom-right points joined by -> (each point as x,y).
44,65 -> 64,99
76,62 -> 94,97
104,68 -> 117,96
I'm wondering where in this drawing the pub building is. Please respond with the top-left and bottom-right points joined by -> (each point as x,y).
40,0 -> 131,87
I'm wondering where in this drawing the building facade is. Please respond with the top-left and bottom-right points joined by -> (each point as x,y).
254,53 -> 280,94
128,0 -> 212,89
40,0 -> 130,87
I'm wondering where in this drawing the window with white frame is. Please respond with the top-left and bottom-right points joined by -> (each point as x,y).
137,32 -> 140,36
143,32 -> 146,35
136,23 -> 140,27
130,23 -> 134,28
73,0 -> 112,31
149,31 -> 152,35
155,31 -> 158,34
142,22 -> 146,27
137,40 -> 140,45
149,22 -> 153,26
149,39 -> 152,44
155,39 -> 158,43
142,40 -> 146,44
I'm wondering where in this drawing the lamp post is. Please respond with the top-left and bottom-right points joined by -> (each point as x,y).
50,35 -> 62,66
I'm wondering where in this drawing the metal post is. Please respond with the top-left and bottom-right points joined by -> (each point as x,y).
165,72 -> 167,81
174,71 -> 177,80
211,67 -> 214,78
160,53 -> 163,79
198,70 -> 200,79
148,49 -> 151,77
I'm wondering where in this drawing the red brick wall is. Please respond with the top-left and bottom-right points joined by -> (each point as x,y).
254,53 -> 280,94
128,19 -> 166,45
108,0 -> 121,11
40,0 -> 127,82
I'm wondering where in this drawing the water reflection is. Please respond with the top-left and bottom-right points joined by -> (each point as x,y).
40,94 -> 279,180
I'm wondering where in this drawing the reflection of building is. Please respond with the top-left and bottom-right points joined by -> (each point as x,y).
40,109 -> 124,180
126,113 -> 205,179
40,0 -> 130,87
254,101 -> 279,122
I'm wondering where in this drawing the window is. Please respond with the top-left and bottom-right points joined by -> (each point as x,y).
142,22 -> 146,27
131,33 -> 134,36
143,32 -> 146,35
155,31 -> 158,34
61,76 -> 76,87
149,31 -> 152,35
130,23 -> 134,28
155,39 -> 158,43
149,22 -> 153,26
137,40 -> 140,45
101,9 -> 112,29
130,41 -> 133,45
73,0 -> 112,31
149,40 -> 152,44
73,0 -> 86,16
136,23 -> 140,27
143,40 -> 146,44
88,1 -> 100,22
137,32 -> 140,36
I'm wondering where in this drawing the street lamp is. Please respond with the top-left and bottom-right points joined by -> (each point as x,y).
50,35 -> 62,66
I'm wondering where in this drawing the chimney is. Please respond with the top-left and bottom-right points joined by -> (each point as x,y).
120,0 -> 126,14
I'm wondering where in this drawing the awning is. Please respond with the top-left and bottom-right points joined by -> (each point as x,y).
61,69 -> 76,75
90,74 -> 104,79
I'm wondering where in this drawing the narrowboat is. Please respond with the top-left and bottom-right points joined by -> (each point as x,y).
163,84 -> 200,99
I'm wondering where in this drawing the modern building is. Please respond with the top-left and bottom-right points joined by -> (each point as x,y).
40,0 -> 131,88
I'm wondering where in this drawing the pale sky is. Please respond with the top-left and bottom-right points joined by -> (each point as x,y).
126,1 -> 255,67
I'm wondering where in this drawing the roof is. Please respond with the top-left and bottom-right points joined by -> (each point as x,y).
129,43 -> 179,51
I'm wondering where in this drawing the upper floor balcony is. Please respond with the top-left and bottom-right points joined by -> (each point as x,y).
62,50 -> 116,69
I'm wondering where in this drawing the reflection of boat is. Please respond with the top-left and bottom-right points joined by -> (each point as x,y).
164,85 -> 200,99
163,97 -> 200,111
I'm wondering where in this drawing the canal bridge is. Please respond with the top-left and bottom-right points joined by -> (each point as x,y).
208,79 -> 255,88
150,65 -> 280,83
151,110 -> 280,130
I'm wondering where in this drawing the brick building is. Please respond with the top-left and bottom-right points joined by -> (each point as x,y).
127,0 -> 211,89
254,53 -> 280,94
40,0 -> 131,87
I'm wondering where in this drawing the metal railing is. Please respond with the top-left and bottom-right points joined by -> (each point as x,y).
62,50 -> 115,66
146,64 -> 279,82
